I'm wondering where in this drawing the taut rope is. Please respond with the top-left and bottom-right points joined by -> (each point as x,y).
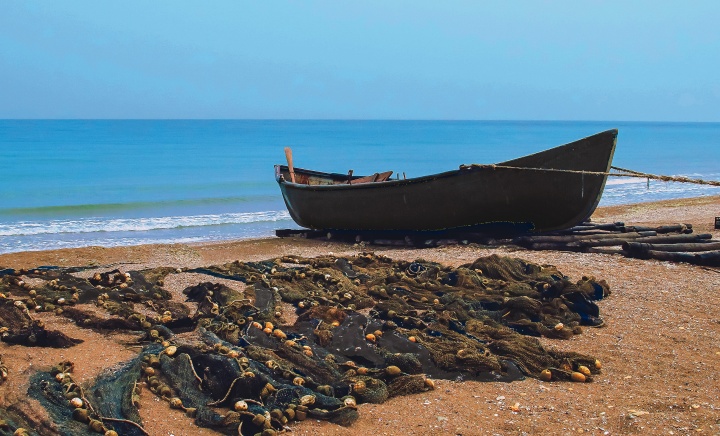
459,164 -> 720,187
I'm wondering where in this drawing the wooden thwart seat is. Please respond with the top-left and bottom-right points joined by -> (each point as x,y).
348,171 -> 393,184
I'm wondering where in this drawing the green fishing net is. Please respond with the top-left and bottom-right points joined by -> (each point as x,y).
0,253 -> 608,435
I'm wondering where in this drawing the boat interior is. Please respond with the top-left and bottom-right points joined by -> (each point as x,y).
280,167 -> 396,185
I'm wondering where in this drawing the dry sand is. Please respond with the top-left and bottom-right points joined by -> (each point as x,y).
1,195 -> 719,435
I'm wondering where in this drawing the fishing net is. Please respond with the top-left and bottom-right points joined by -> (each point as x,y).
0,253 -> 609,435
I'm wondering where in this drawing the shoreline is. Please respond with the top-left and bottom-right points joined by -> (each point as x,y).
2,195 -> 718,269
1,195 -> 719,435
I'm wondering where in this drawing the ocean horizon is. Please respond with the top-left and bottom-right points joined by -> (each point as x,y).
2,119 -> 719,254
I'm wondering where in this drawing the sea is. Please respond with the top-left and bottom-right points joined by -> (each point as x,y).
1,120 -> 719,254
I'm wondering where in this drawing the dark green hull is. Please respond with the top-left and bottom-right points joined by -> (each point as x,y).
275,129 -> 617,234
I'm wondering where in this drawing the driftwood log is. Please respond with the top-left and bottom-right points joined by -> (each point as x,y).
623,241 -> 720,255
276,222 -> 720,267
620,224 -> 693,234
567,233 -> 711,249
626,249 -> 720,266
515,231 -> 657,245
555,222 -> 626,233
697,251 -> 720,266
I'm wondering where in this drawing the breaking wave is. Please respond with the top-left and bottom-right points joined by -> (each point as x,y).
0,210 -> 291,237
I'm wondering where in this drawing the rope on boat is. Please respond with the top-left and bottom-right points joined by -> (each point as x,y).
460,164 -> 720,187
610,166 -> 720,186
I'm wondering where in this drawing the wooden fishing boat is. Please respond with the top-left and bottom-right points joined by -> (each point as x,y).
275,129 -> 618,234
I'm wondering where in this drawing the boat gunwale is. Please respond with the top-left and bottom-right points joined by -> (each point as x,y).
275,128 -> 618,191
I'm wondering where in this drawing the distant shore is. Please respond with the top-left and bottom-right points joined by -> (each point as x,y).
1,195 -> 719,435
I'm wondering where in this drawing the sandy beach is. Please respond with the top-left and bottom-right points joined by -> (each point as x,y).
1,195 -> 719,436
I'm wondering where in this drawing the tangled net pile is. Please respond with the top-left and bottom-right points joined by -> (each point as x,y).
0,253 -> 609,436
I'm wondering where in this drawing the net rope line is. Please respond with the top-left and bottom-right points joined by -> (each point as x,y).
459,164 -> 720,187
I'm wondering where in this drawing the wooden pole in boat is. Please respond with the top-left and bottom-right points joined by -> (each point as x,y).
284,147 -> 296,183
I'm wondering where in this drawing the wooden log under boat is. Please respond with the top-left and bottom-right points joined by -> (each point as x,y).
621,224 -> 693,234
628,233 -> 712,244
623,241 -> 720,255
627,250 -> 720,267
586,247 -> 626,255
569,233 -> 712,248
637,250 -> 698,263
275,130 -> 618,234
515,230 -> 656,245
696,251 -> 720,266
559,222 -> 625,233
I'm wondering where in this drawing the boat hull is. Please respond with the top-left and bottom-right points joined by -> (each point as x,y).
275,130 -> 617,234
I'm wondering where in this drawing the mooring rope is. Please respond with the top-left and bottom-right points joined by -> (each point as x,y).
460,164 -> 720,187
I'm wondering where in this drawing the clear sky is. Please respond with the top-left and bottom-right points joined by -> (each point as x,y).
1,1 -> 719,121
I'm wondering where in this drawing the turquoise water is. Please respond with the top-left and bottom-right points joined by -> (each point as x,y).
1,120 -> 719,253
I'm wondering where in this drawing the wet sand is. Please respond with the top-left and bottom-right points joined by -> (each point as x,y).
1,195 -> 719,435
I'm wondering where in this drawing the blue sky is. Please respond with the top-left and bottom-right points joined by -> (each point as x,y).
1,1 -> 719,121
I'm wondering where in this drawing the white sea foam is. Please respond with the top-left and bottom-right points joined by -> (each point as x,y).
0,236 -> 211,254
604,178 -> 645,186
601,179 -> 720,206
0,210 -> 292,237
